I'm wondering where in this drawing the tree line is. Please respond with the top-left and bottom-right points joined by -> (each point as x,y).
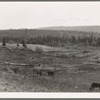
1,33 -> 100,47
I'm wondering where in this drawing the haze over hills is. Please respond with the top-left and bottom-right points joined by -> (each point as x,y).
40,26 -> 100,33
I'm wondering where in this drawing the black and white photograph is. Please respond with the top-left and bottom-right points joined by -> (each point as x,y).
0,1 -> 100,93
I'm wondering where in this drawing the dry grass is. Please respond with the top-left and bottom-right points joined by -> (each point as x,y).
0,44 -> 100,92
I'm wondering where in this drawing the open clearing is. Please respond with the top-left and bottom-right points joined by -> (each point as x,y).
0,43 -> 100,92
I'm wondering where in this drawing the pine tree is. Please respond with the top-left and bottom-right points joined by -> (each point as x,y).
22,39 -> 27,48
2,37 -> 6,46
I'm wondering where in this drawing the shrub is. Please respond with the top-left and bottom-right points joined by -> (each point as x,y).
35,47 -> 44,54
2,37 -> 6,46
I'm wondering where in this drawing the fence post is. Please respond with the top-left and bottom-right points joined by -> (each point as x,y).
33,68 -> 35,77
25,65 -> 28,90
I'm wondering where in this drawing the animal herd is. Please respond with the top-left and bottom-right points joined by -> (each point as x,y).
8,64 -> 55,77
32,64 -> 55,77
33,69 -> 55,77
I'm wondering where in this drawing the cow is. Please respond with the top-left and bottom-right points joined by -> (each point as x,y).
48,71 -> 54,77
90,83 -> 100,91
33,69 -> 43,76
36,70 -> 42,76
33,64 -> 43,76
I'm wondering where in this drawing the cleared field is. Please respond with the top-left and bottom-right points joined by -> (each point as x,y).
0,44 -> 100,92
0,43 -> 64,52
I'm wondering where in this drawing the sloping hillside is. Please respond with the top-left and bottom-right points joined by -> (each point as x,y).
0,29 -> 98,39
40,26 -> 100,33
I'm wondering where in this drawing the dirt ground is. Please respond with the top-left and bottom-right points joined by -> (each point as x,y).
0,44 -> 100,92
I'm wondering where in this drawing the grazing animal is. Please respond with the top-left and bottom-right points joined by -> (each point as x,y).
48,71 -> 54,77
10,68 -> 19,74
34,70 -> 42,76
33,64 -> 43,76
90,83 -> 100,90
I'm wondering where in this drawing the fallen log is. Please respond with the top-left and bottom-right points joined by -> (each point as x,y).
0,61 -> 34,67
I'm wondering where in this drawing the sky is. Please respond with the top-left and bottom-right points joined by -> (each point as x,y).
0,2 -> 100,29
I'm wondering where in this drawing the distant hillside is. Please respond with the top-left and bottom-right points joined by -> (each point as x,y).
0,26 -> 99,39
40,26 -> 100,33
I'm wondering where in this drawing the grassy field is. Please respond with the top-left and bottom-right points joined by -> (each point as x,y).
0,43 -> 100,92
